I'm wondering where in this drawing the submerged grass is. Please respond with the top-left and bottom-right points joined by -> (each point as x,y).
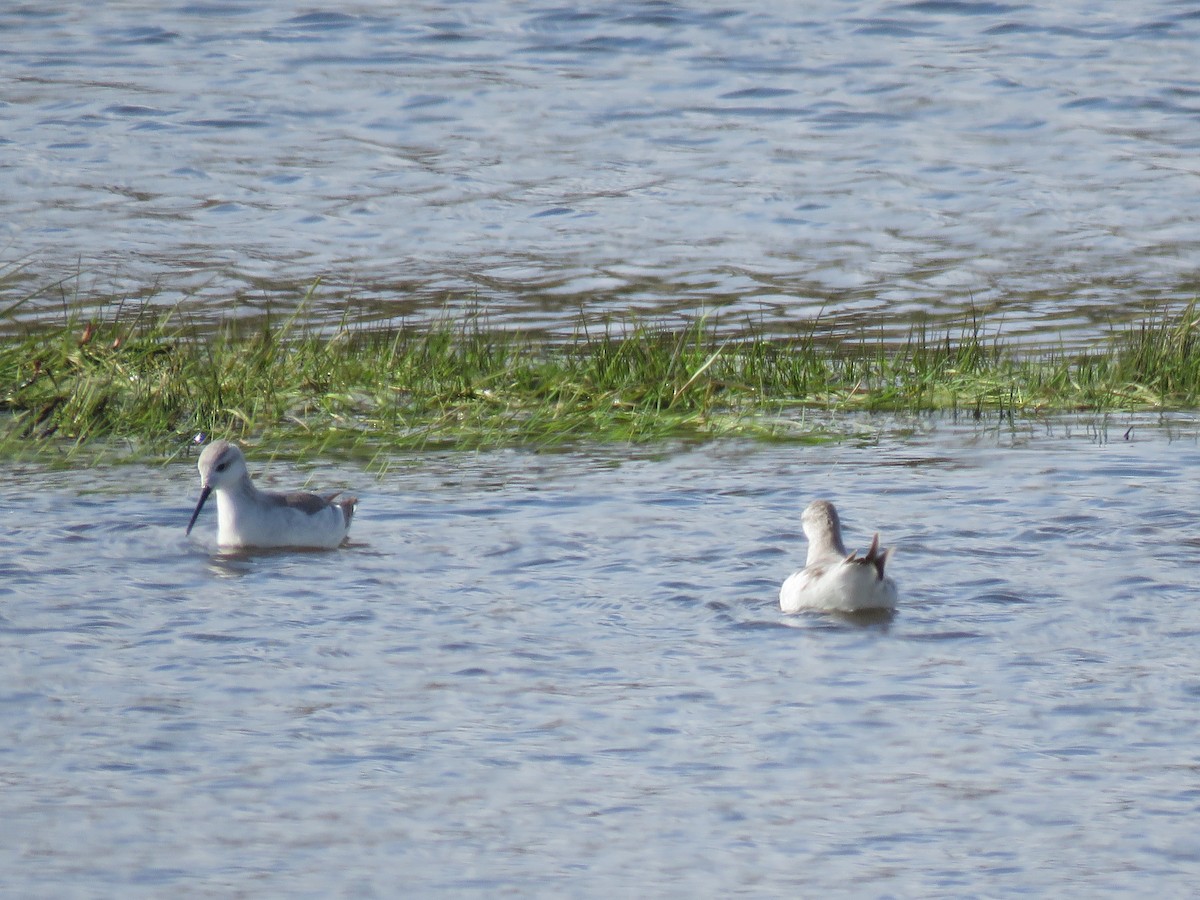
2,297 -> 1200,462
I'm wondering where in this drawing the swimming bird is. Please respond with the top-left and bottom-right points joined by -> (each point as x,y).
779,499 -> 897,613
185,440 -> 356,550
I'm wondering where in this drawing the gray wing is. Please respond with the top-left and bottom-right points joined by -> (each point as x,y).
269,490 -> 349,517
860,533 -> 891,581
333,495 -> 357,528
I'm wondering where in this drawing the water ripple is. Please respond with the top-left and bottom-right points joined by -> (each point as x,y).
2,3 -> 1200,340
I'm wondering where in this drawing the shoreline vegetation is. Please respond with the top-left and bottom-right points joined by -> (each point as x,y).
2,296 -> 1199,462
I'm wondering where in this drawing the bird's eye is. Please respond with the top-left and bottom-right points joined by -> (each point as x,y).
216,462 -> 228,472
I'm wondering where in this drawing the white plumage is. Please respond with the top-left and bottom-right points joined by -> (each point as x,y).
780,500 -> 897,613
186,440 -> 356,550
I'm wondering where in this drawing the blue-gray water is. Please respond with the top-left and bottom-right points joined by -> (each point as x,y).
4,2 -> 1200,336
3,416 -> 1200,895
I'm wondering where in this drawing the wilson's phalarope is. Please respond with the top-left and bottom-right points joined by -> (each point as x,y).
779,499 -> 897,613
185,440 -> 356,550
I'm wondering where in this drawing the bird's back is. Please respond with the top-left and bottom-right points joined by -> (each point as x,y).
217,488 -> 355,549
780,541 -> 897,613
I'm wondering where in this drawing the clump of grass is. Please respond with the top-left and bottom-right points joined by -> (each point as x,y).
2,295 -> 1200,462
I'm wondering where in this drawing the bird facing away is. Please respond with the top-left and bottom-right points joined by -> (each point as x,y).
186,440 -> 356,550
779,499 -> 897,613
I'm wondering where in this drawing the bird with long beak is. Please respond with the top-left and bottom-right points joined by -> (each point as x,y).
186,440 -> 356,550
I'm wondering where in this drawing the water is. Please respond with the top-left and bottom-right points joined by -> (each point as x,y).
4,416 -> 1200,894
4,2 -> 1200,337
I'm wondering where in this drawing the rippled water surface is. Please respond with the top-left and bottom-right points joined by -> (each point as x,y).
4,2 -> 1200,335
3,417 -> 1200,894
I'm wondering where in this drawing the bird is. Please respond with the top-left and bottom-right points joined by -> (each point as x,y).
779,499 -> 897,613
185,440 -> 356,550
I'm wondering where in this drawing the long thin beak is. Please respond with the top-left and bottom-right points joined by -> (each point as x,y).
186,485 -> 212,535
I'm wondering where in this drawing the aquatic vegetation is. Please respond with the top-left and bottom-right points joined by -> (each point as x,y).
1,295 -> 1199,461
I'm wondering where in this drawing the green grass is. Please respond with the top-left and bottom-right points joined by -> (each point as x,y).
2,296 -> 1200,463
